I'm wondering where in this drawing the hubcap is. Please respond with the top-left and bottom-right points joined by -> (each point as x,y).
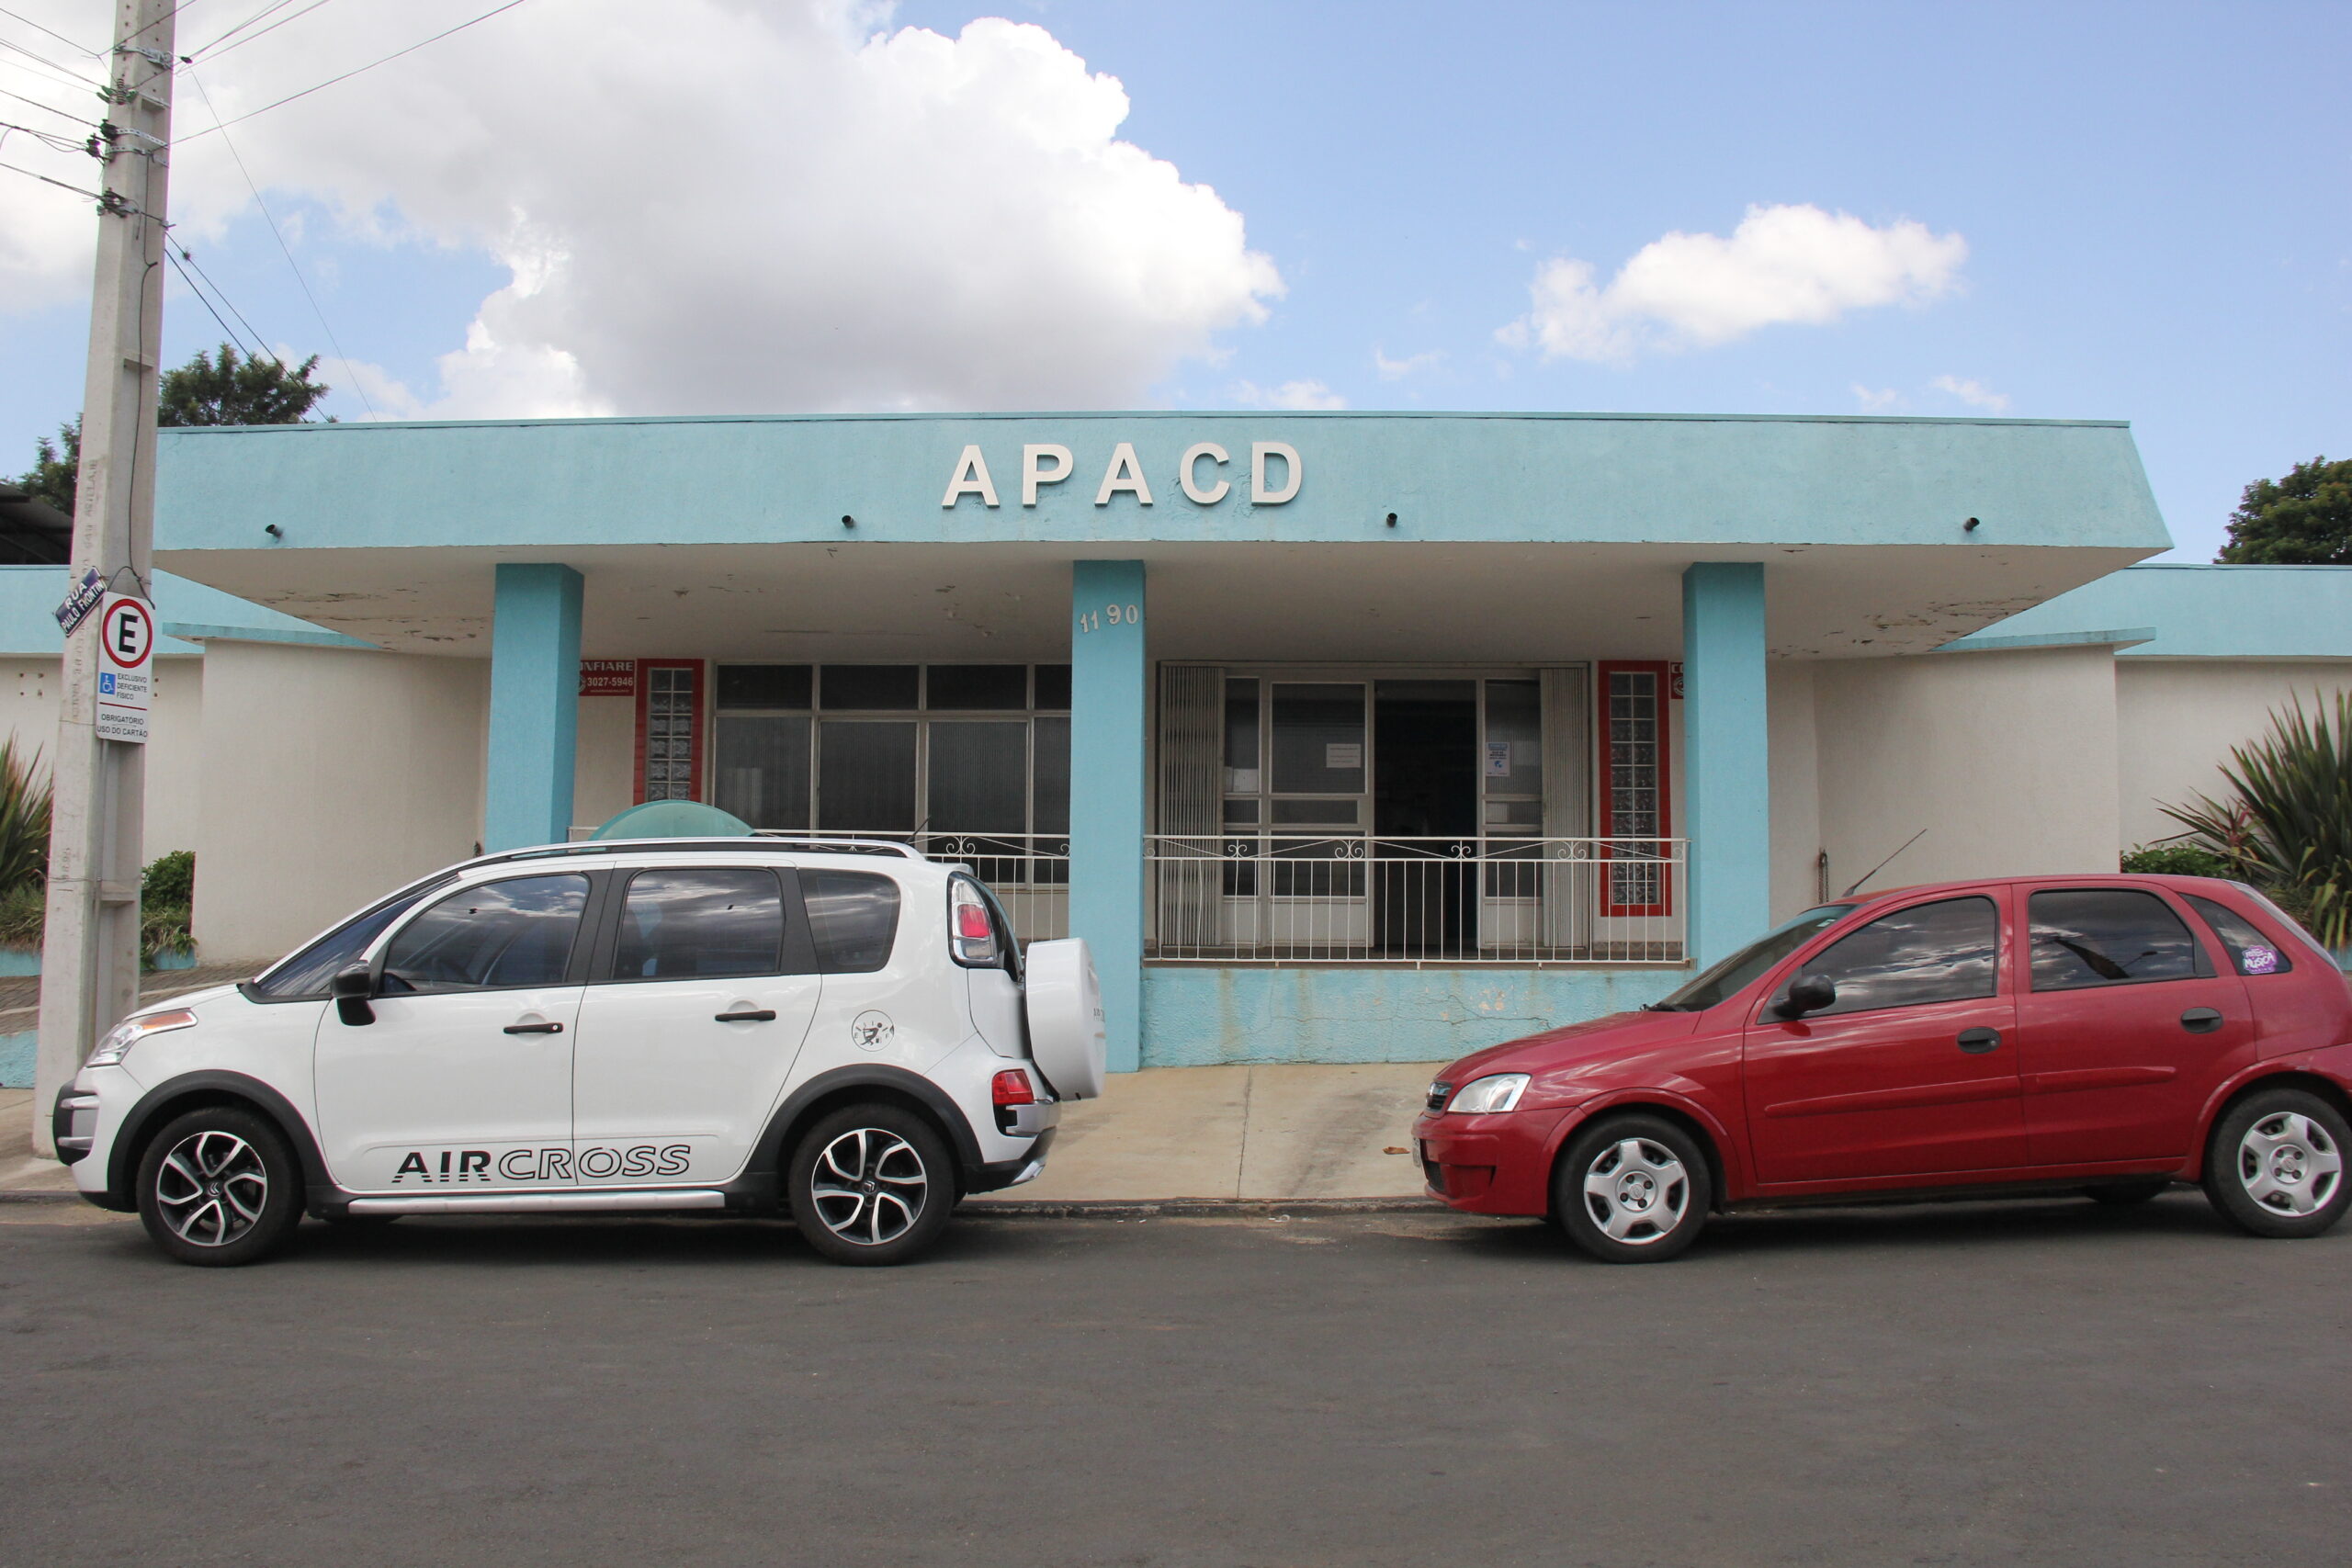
153,1130 -> 268,1247
2237,1111 -> 2343,1217
1581,1136 -> 1690,1245
809,1128 -> 928,1247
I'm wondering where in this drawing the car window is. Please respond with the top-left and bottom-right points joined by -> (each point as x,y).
2184,893 -> 2294,976
2029,888 -> 2205,991
380,874 -> 590,993
801,870 -> 901,974
1654,904 -> 1856,1011
249,879 -> 451,998
1769,896 -> 1999,1019
609,868 -> 785,981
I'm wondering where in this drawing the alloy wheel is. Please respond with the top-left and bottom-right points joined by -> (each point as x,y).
808,1127 -> 929,1247
1581,1135 -> 1690,1244
153,1130 -> 270,1248
2236,1111 -> 2343,1217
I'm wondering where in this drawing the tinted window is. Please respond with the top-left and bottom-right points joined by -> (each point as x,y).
251,880 -> 450,998
820,665 -> 918,710
925,665 -> 1028,710
1773,896 -> 1999,1018
2030,888 -> 2204,991
801,870 -> 901,973
381,875 -> 588,992
1656,905 -> 1855,1011
717,664 -> 812,710
610,869 -> 785,981
2185,893 -> 2294,976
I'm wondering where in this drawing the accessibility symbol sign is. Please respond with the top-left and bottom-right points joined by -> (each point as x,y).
95,593 -> 154,744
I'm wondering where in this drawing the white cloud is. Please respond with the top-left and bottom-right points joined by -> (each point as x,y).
1232,378 -> 1346,411
1929,374 -> 2010,412
1374,346 -> 1441,381
1499,204 -> 1967,365
1851,384 -> 1905,413
0,0 -> 1283,414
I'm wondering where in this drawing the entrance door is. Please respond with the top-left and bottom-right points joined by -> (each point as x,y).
1374,681 -> 1478,956
312,873 -> 591,1193
571,865 -> 824,1185
1742,893 -> 2027,1186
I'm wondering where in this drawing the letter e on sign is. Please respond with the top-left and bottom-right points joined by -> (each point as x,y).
95,592 -> 155,745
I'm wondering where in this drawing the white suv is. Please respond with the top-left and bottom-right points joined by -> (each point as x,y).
51,838 -> 1104,1268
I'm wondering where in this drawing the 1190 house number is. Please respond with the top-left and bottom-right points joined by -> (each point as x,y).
1077,604 -> 1140,635
944,441 -> 1303,509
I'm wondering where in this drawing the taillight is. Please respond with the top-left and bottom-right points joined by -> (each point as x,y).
990,1069 -> 1035,1106
949,878 -> 1000,965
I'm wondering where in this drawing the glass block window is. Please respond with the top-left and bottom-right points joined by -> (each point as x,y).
637,660 -> 704,803
1600,663 -> 1670,915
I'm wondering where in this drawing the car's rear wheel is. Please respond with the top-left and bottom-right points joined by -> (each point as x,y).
2201,1088 -> 2349,1239
786,1104 -> 956,1266
2083,1180 -> 2168,1206
135,1106 -> 303,1267
1554,1113 -> 1712,1263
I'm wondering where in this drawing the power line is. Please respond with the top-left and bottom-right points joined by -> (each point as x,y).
0,116 -> 89,153
166,247 -> 271,367
0,35 -> 99,85
175,0 -> 529,143
184,62 -> 374,415
0,5 -> 101,56
0,152 -> 101,200
0,39 -> 100,92
0,82 -> 99,128
187,0 -> 297,57
192,0 -> 334,62
170,243 -> 282,366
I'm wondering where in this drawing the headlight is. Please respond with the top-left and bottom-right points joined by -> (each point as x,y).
84,1009 -> 197,1068
1448,1072 -> 1530,1114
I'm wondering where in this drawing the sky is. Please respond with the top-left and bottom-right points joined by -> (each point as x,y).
1,0 -> 2346,561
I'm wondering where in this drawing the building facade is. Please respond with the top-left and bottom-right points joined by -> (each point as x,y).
3,411 -> 2344,1078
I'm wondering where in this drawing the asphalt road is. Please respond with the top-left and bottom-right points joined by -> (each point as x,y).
2,1194 -> 2346,1568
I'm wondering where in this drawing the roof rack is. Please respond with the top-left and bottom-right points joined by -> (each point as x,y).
459,835 -> 928,872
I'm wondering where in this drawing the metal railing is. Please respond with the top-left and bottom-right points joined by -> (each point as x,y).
1146,835 -> 1687,964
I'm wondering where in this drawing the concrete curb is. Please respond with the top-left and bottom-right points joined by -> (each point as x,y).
958,1196 -> 1445,1218
0,1190 -> 81,1204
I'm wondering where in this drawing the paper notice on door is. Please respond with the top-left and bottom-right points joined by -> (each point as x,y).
1324,742 -> 1362,770
1486,740 -> 1513,777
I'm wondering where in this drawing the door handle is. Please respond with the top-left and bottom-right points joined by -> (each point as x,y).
715,1009 -> 777,1023
2180,1008 -> 2224,1034
1956,1027 -> 2002,1054
503,1021 -> 563,1035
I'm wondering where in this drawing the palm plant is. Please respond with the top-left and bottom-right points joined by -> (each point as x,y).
0,735 -> 52,899
2163,691 -> 2352,947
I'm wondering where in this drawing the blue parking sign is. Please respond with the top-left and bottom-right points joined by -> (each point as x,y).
99,672 -> 115,694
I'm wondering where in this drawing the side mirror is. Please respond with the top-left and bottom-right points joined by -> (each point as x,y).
1779,973 -> 1837,1019
331,964 -> 377,1027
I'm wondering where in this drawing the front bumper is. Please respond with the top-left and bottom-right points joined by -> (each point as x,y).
1412,1106 -> 1571,1216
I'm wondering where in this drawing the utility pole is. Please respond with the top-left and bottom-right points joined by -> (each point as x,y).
31,0 -> 174,1156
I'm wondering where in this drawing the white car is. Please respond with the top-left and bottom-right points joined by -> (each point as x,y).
51,838 -> 1105,1268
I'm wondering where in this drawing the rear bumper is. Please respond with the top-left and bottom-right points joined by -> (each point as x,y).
963,1127 -> 1057,1194
1412,1107 -> 1571,1216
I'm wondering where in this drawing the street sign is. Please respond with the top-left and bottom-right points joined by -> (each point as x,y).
53,568 -> 104,636
95,592 -> 154,744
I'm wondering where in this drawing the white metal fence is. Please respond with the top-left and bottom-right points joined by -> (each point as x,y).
1146,835 -> 1687,964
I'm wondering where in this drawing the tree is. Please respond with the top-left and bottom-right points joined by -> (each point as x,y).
2215,456 -> 2352,564
14,344 -> 331,520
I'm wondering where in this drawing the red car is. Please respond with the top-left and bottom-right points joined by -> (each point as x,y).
1413,875 -> 2352,1262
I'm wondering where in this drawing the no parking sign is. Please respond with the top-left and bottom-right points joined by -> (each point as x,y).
95,592 -> 154,744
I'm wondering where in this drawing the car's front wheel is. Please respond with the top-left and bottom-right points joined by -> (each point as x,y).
1554,1113 -> 1713,1263
2202,1089 -> 2349,1239
135,1106 -> 303,1267
786,1104 -> 956,1266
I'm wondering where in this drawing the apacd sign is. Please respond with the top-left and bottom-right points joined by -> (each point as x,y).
941,440 -> 1303,510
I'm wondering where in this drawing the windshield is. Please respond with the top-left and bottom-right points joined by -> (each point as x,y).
1648,904 -> 1857,1012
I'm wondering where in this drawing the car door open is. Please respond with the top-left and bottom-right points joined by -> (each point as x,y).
312,873 -> 591,1192
1742,893 -> 2025,1186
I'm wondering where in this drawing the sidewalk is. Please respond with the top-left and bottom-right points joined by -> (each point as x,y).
4,1046 -> 1443,1203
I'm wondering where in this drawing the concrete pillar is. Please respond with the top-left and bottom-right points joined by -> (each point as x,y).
1682,562 -> 1770,968
1068,560 -> 1147,1073
485,563 -> 583,851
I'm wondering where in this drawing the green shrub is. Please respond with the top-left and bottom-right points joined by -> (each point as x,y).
142,849 -> 194,908
2120,843 -> 2233,878
0,735 -> 51,895
2162,690 -> 2352,947
0,882 -> 42,950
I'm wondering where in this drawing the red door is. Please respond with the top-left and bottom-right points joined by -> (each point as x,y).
2016,885 -> 2256,1167
1743,892 -> 2027,1187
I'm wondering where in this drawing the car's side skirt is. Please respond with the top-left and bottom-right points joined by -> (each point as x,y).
345,1189 -> 729,1216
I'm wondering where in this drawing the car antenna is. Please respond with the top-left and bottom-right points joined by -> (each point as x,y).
1841,828 -> 1928,897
